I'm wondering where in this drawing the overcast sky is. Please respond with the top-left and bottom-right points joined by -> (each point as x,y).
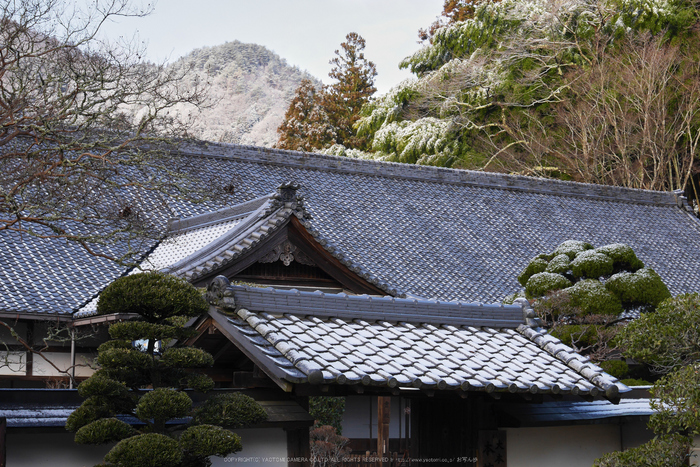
98,0 -> 444,95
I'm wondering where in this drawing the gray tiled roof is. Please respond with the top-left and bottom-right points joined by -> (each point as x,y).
500,398 -> 653,424
213,285 -> 627,397
4,142 -> 700,315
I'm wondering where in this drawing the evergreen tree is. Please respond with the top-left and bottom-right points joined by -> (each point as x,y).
275,79 -> 336,151
323,33 -> 377,150
593,294 -> 700,467
418,0 -> 498,42
276,33 -> 376,152
66,272 -> 267,467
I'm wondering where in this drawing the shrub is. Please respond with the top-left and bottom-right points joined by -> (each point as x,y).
74,418 -> 136,445
550,324 -> 601,349
191,393 -> 268,428
525,272 -> 572,298
545,254 -> 571,274
570,250 -> 614,278
595,243 -> 644,272
599,360 -> 630,379
605,268 -> 671,308
97,272 -> 208,322
104,433 -> 182,467
65,397 -> 114,432
136,388 -> 192,423
161,348 -> 215,368
180,424 -> 242,458
617,294 -> 700,372
310,397 -> 346,435
593,434 -> 690,467
565,279 -> 622,316
552,240 -> 593,259
517,257 -> 548,286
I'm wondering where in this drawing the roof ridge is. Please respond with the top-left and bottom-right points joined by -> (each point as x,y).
175,141 -> 684,207
229,284 -> 525,328
167,194 -> 273,233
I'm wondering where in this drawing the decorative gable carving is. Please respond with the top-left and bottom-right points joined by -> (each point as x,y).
259,240 -> 315,267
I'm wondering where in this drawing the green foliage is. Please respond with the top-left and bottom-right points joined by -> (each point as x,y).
550,324 -> 601,349
595,243 -> 644,272
565,279 -> 622,316
525,272 -> 572,298
184,373 -> 216,393
517,257 -> 548,286
545,254 -> 571,274
74,418 -> 136,445
109,321 -> 197,342
519,241 -> 665,317
97,340 -> 134,352
78,374 -> 130,400
66,397 -> 115,432
161,348 -> 215,369
552,240 -> 594,260
620,378 -> 652,386
649,365 -> 700,435
180,425 -> 242,458
97,347 -> 153,371
191,393 -> 268,428
593,434 -> 690,467
97,272 -> 208,323
276,33 -> 376,151
570,250 -> 614,278
598,360 -> 630,380
136,388 -> 192,423
309,396 -> 346,435
605,268 -> 671,308
617,294 -> 700,373
72,272 -> 264,466
353,0 -> 700,195
104,433 -> 182,467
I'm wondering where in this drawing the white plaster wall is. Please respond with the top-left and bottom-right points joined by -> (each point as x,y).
32,351 -> 96,377
7,430 -> 110,467
506,425 -> 621,467
212,427 -> 289,467
8,428 -> 288,467
0,351 -> 26,375
691,435 -> 700,466
342,396 -> 408,439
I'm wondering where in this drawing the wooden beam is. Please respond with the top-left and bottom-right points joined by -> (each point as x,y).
288,217 -> 387,295
378,396 -> 391,465
183,317 -> 214,347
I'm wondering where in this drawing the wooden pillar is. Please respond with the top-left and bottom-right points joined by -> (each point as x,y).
286,426 -> 310,467
0,417 -> 6,467
377,396 -> 391,464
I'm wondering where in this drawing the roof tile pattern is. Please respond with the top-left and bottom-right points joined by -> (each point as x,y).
216,285 -> 626,397
5,143 -> 700,314
175,145 -> 700,302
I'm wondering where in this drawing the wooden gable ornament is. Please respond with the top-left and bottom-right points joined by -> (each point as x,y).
162,182 -> 388,296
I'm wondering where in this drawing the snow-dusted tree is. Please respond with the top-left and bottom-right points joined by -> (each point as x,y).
418,0 -> 499,42
322,32 -> 377,150
516,241 -> 670,366
275,79 -> 336,151
66,272 -> 267,467
276,33 -> 376,152
356,0 -> 700,196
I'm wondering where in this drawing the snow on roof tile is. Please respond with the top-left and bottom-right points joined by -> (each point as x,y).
5,143 -> 700,315
211,284 -> 627,397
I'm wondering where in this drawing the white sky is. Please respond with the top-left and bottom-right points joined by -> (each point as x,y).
98,0 -> 444,95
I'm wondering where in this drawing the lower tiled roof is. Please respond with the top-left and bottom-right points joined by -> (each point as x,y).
212,284 -> 627,398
